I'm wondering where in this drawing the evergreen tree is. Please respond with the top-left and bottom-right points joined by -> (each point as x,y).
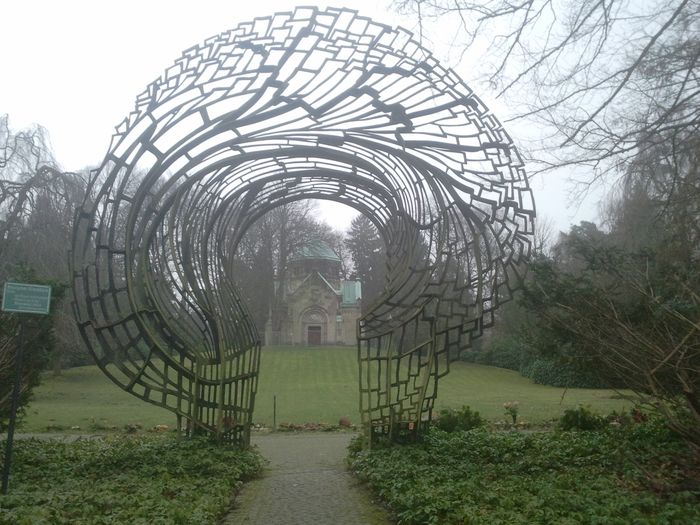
345,215 -> 386,310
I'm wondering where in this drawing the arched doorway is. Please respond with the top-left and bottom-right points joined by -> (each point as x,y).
307,326 -> 322,345
301,308 -> 328,346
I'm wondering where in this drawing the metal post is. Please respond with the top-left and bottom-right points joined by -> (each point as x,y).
2,317 -> 25,495
273,395 -> 277,430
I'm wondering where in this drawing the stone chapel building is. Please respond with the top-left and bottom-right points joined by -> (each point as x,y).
264,240 -> 362,346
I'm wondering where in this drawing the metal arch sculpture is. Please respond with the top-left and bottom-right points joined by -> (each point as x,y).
71,7 -> 535,446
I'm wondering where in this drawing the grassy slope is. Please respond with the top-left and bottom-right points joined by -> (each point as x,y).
21,346 -> 630,432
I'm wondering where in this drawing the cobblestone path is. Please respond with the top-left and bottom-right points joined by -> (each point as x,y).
222,432 -> 392,525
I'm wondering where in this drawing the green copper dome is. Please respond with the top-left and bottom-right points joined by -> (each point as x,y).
290,240 -> 341,262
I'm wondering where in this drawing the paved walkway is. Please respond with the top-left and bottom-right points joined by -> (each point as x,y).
222,432 -> 392,525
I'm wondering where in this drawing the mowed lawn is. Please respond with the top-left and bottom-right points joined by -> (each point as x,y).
22,346 -> 630,432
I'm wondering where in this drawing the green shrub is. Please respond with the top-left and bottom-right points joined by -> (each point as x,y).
489,338 -> 528,370
464,336 -> 616,389
349,422 -> 700,525
463,336 -> 528,372
521,357 -> 611,389
0,435 -> 263,524
558,405 -> 606,431
434,405 -> 485,432
605,409 -> 634,427
503,401 -> 519,424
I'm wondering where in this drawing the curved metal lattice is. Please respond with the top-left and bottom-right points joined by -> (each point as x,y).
71,7 -> 535,445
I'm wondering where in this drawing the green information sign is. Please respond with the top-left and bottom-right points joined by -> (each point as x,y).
2,282 -> 52,315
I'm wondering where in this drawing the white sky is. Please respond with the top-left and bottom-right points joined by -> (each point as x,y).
0,0 -> 602,233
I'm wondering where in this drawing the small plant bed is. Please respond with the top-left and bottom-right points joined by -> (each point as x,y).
276,421 -> 356,432
349,420 -> 700,524
0,434 -> 264,524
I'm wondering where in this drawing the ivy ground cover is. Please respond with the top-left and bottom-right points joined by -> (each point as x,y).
349,423 -> 700,524
0,435 -> 263,524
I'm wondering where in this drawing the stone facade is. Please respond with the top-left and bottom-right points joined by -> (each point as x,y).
265,241 -> 362,346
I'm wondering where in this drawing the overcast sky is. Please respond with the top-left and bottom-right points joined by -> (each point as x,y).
1,0 -> 602,233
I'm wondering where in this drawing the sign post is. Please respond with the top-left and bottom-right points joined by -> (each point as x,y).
1,282 -> 51,495
2,282 -> 52,315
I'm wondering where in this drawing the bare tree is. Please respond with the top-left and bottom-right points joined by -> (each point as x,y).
0,115 -> 87,268
533,215 -> 555,256
394,1 -> 700,185
0,115 -> 89,380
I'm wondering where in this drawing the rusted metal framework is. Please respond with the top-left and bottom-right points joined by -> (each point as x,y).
71,7 -> 534,446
